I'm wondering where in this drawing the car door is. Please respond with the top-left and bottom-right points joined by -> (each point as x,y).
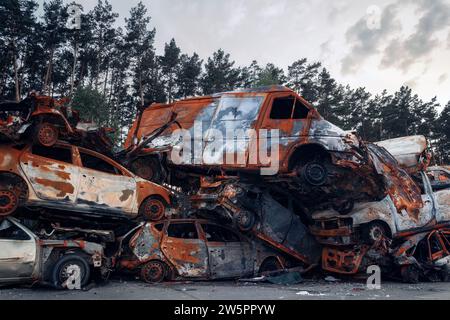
200,223 -> 249,279
160,222 -> 209,278
394,172 -> 436,232
19,144 -> 79,202
76,148 -> 137,215
0,219 -> 37,282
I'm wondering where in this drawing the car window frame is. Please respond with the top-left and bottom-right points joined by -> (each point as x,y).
200,223 -> 242,243
165,222 -> 201,240
27,144 -> 75,166
76,146 -> 128,177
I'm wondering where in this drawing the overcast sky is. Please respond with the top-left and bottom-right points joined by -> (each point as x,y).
41,0 -> 450,108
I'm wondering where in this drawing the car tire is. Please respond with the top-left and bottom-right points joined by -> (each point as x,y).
236,210 -> 256,232
139,196 -> 167,221
401,264 -> 420,284
34,122 -> 59,147
299,161 -> 328,186
140,260 -> 168,283
0,189 -> 19,217
52,254 -> 91,289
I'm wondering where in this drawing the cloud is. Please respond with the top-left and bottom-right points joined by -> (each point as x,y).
341,3 -> 401,74
439,73 -> 448,84
328,1 -> 350,22
381,0 -> 450,71
448,32 -> 450,48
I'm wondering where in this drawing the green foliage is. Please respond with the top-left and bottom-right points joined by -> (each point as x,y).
72,86 -> 109,126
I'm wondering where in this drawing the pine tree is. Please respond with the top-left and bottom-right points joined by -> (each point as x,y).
436,101 -> 450,163
287,58 -> 321,103
256,63 -> 286,86
201,49 -> 240,94
0,0 -> 39,101
124,1 -> 156,108
176,52 -> 202,99
160,38 -> 181,103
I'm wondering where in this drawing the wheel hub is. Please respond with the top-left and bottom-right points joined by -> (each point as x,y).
303,163 -> 327,186
0,190 -> 18,216
38,124 -> 57,146
143,199 -> 165,221
142,262 -> 165,283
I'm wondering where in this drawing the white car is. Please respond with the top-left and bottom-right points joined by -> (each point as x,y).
310,171 -> 450,246
0,217 -> 105,289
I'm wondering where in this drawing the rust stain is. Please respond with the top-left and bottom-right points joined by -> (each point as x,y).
34,178 -> 74,197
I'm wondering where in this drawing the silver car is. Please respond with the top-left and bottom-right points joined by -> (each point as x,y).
0,217 -> 104,289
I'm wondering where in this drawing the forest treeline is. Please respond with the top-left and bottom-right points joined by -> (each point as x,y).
1,0 -> 449,162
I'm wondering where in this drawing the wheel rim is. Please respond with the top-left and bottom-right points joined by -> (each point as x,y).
38,124 -> 58,146
238,211 -> 255,231
303,163 -> 327,186
59,263 -> 83,286
0,190 -> 18,216
141,261 -> 165,283
142,199 -> 166,221
369,225 -> 384,242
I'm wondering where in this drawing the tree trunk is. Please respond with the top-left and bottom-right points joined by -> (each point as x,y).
43,47 -> 55,95
70,41 -> 79,96
12,40 -> 20,102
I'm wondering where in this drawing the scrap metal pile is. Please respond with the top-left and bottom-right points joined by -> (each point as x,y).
0,86 -> 449,289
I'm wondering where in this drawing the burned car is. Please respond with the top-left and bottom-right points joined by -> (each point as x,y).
310,171 -> 450,246
0,93 -> 114,154
122,86 -> 422,215
117,219 -> 303,283
0,217 -> 104,289
0,142 -> 174,221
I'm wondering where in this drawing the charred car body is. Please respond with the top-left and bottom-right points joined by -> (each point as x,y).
0,217 -> 105,288
117,219 -> 305,283
122,86 -> 422,215
0,93 -> 114,155
0,142 -> 174,221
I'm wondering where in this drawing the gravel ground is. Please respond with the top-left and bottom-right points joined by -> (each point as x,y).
1,277 -> 450,300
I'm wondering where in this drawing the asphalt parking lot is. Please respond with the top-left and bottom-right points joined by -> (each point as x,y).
2,278 -> 450,300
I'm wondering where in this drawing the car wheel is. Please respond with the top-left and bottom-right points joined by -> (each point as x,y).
236,210 -> 256,232
363,221 -> 390,244
34,122 -> 59,147
401,264 -> 420,284
140,260 -> 168,283
0,190 -> 19,216
131,158 -> 162,182
52,254 -> 91,289
139,196 -> 167,221
299,162 -> 328,186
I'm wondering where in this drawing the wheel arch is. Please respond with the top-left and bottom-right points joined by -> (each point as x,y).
287,143 -> 331,171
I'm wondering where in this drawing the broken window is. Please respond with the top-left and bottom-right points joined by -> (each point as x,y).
270,97 -> 295,119
0,221 -> 30,240
32,145 -> 72,164
167,223 -> 198,239
292,99 -> 310,119
80,151 -> 120,175
202,224 -> 240,242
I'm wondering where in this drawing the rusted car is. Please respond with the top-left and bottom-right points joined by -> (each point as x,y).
0,217 -> 104,288
310,171 -> 450,246
375,135 -> 431,174
393,228 -> 450,283
0,93 -> 114,154
122,86 -> 423,215
117,219 -> 302,283
0,142 -> 173,221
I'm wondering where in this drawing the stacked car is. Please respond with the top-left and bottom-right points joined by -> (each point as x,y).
1,87 -> 449,289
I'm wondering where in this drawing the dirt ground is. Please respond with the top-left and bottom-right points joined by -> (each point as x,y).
2,277 -> 450,300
